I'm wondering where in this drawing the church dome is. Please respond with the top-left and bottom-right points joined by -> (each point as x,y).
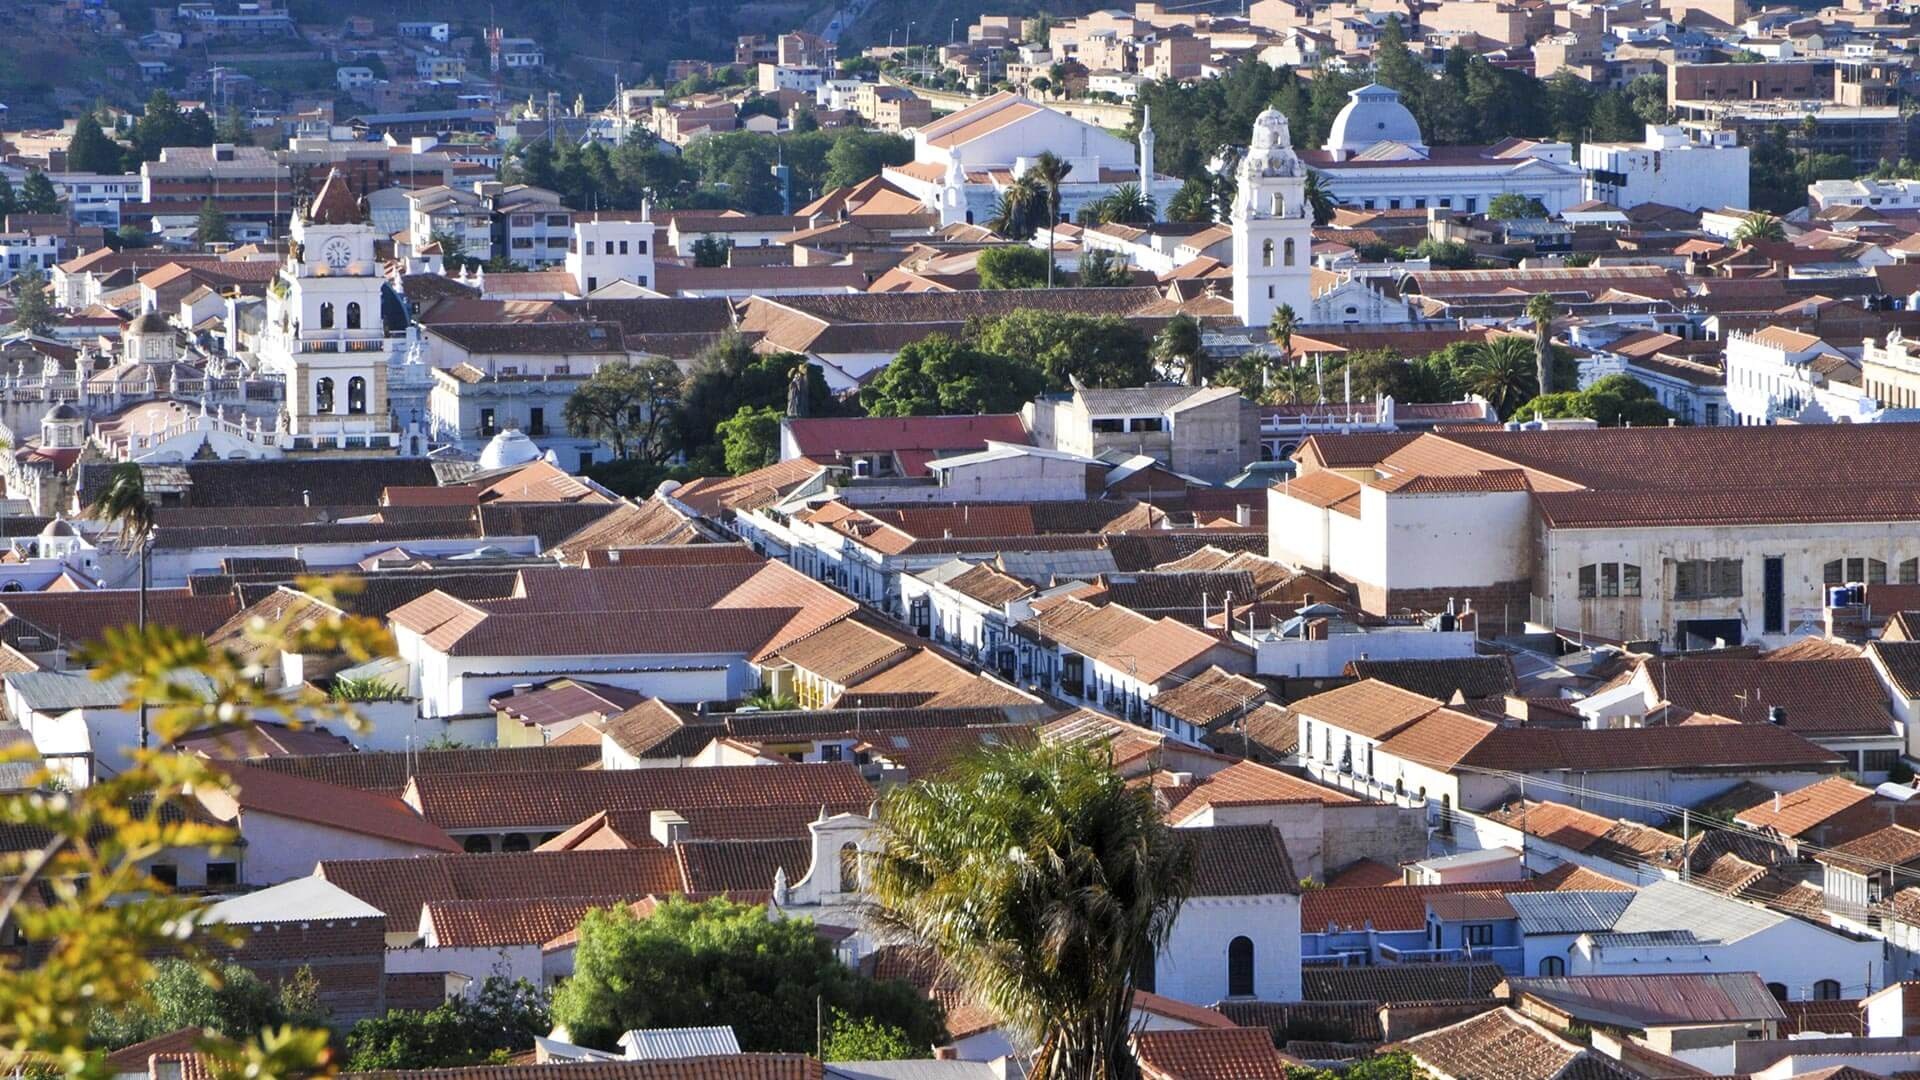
39,515 -> 78,539
129,312 -> 171,335
1326,84 -> 1425,154
478,429 -> 541,471
45,403 -> 81,421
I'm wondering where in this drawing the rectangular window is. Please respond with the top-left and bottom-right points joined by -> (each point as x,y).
819,743 -> 844,762
1675,558 -> 1742,599
1463,924 -> 1494,947
479,408 -> 496,436
1601,563 -> 1620,598
1579,564 -> 1596,599
528,407 -> 545,436
149,863 -> 178,888
548,214 -> 570,228
1622,563 -> 1641,597
618,240 -> 630,254
206,862 -> 238,888
1866,749 -> 1899,774
585,241 -> 596,255
512,237 -> 533,249
637,240 -> 648,254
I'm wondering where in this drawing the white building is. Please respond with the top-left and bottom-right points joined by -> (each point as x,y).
1810,176 -> 1920,213
255,170 -> 402,452
1724,326 -> 1876,425
566,213 -> 657,295
1580,125 -> 1750,212
1232,109 -> 1314,329
881,92 -> 1179,229
1302,84 -> 1583,216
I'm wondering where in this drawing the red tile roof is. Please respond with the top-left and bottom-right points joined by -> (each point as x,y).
1732,776 -> 1873,837
212,762 -> 460,852
1165,761 -> 1357,825
1641,657 -> 1897,735
1134,1027 -> 1299,1080
344,1056 -> 824,1080
403,762 -> 873,833
1398,1007 -> 1640,1080
320,849 -> 690,932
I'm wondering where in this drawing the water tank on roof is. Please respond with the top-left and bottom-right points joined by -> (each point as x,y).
478,428 -> 540,470
1828,586 -> 1852,608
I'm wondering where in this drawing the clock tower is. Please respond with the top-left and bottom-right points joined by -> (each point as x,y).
260,168 -> 396,451
1232,109 -> 1314,330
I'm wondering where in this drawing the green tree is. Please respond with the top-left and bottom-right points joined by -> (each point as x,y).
987,176 -> 1042,240
679,332 -> 832,467
691,235 -> 731,267
1735,212 -> 1787,245
21,171 -> 58,214
862,333 -> 1046,416
1413,238 -> 1476,269
1024,151 -> 1072,287
1464,334 -> 1544,415
12,264 -> 55,336
132,90 -> 192,161
92,960 -> 322,1049
563,356 -> 685,463
67,112 -> 124,174
1488,193 -> 1548,220
195,199 -> 230,246
0,173 -> 17,218
1092,183 -> 1156,226
1165,177 -> 1214,224
551,897 -> 944,1053
969,309 -> 1153,390
1512,373 -> 1678,426
1154,313 -> 1208,386
1076,247 -> 1132,288
821,1010 -> 929,1062
718,404 -> 783,474
115,224 -> 152,249
1526,292 -> 1557,397
977,245 -> 1055,290
1268,304 -> 1298,362
867,742 -> 1191,1080
822,131 -> 914,189
345,977 -> 549,1071
1303,171 -> 1336,227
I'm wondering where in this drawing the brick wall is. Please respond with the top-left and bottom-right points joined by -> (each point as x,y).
214,916 -> 388,1025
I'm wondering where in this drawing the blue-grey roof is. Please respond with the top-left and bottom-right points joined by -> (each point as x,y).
1586,930 -> 1707,949
615,1026 -> 742,1061
1612,880 -> 1783,944
1509,889 -> 1636,935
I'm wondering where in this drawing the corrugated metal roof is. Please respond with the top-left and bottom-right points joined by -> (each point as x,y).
1507,890 -> 1636,935
616,1027 -> 742,1061
1612,880 -> 1783,944
1506,972 -> 1788,1027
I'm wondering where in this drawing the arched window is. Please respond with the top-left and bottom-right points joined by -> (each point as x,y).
345,301 -> 362,330
1261,239 -> 1273,268
1539,956 -> 1565,976
1283,238 -> 1296,266
462,835 -> 493,854
318,302 -> 334,330
1767,982 -> 1788,1001
1814,979 -> 1842,1000
347,376 -> 367,415
500,833 -> 531,853
839,842 -> 860,892
1227,936 -> 1255,997
315,377 -> 335,413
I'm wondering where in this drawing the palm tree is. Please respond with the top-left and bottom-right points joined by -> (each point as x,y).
1303,170 -> 1336,226
1524,292 -> 1557,398
86,462 -> 156,749
1735,212 -> 1787,246
1265,365 -> 1317,405
1466,334 -> 1541,416
1267,304 -> 1299,392
1024,151 -> 1073,288
1096,183 -> 1156,226
988,179 -> 1040,241
867,743 -> 1191,1080
1154,313 -> 1207,386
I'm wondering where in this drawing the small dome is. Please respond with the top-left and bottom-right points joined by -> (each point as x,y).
45,403 -> 81,421
40,515 -> 78,539
478,429 -> 541,470
1327,84 -> 1425,154
129,312 -> 171,335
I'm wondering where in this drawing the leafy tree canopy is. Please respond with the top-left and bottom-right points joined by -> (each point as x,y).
967,309 -> 1153,391
345,977 -> 549,1071
549,897 -> 944,1053
1511,373 -> 1679,427
977,245 -> 1055,290
861,333 -> 1046,416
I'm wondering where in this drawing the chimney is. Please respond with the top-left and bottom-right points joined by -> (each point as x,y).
1235,503 -> 1252,527
301,489 -> 312,508
1774,791 -> 1782,814
649,809 -> 691,847
934,1048 -> 959,1062
1769,705 -> 1788,726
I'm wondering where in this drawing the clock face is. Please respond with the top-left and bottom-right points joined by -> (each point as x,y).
321,237 -> 353,270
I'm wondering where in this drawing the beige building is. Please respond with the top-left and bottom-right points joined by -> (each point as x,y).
1418,0 -> 1553,44
1023,385 -> 1259,486
1862,333 -> 1920,412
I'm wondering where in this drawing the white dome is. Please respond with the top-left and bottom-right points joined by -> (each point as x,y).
1326,84 -> 1425,154
478,429 -> 541,470
40,515 -> 78,539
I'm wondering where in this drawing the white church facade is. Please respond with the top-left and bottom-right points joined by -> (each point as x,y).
1232,109 -> 1315,330
1302,84 -> 1584,216
882,92 -> 1181,227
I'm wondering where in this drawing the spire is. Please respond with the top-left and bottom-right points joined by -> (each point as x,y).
306,169 -> 364,226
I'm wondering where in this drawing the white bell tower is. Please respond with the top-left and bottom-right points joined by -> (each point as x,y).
1231,108 -> 1313,330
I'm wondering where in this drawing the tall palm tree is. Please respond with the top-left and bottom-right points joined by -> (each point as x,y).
1265,365 -> 1316,405
1467,334 -> 1541,416
867,743 -> 1191,1080
1096,183 -> 1156,226
1735,212 -> 1787,246
1267,304 -> 1299,392
1154,314 -> 1207,386
1303,170 -> 1336,226
1024,151 -> 1073,288
1524,292 -> 1557,398
86,462 -> 156,749
988,178 -> 1040,241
